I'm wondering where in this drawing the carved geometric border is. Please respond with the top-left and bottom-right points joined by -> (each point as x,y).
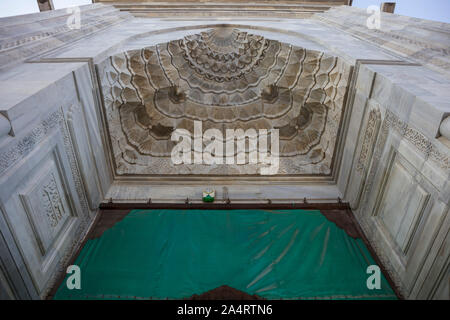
349,104 -> 382,210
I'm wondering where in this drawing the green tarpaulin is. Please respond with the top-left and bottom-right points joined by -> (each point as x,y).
54,209 -> 396,300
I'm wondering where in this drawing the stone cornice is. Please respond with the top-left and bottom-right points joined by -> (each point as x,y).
0,4 -> 133,70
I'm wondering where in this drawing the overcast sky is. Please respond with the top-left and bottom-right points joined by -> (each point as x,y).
0,0 -> 449,23
353,0 -> 450,23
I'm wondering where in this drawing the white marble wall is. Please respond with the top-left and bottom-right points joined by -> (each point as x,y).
0,3 -> 448,299
339,62 -> 449,299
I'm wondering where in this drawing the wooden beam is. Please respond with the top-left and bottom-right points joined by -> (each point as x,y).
37,0 -> 54,12
381,2 -> 396,13
99,202 -> 351,210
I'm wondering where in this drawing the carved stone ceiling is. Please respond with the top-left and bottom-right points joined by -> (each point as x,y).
98,27 -> 351,176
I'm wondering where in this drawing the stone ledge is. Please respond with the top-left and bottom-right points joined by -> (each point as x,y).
0,4 -> 133,70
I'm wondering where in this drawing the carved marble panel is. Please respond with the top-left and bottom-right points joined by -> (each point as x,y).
66,103 -> 102,210
0,110 -> 92,297
374,152 -> 430,256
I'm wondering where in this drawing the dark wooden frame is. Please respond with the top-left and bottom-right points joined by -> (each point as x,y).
99,202 -> 349,211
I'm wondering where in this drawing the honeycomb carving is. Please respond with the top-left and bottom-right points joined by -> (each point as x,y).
98,28 -> 351,176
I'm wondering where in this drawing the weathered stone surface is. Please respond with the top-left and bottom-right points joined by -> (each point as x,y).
0,2 -> 448,300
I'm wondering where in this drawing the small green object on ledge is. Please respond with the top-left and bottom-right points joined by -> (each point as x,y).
202,189 -> 215,203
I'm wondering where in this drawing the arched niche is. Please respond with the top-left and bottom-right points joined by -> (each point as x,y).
97,27 -> 352,179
